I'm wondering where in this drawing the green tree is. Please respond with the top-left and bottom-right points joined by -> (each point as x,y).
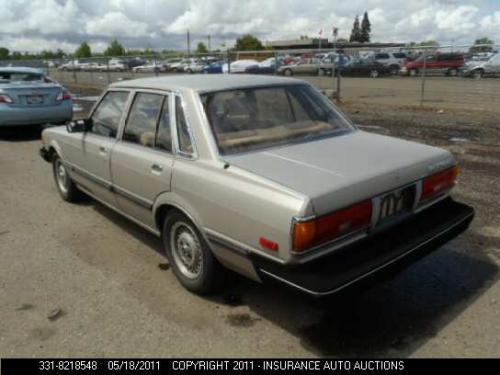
0,47 -> 9,60
418,40 -> 440,47
75,41 -> 92,58
360,12 -> 371,43
349,15 -> 361,42
196,42 -> 208,54
469,37 -> 494,53
104,39 -> 125,57
234,34 -> 264,51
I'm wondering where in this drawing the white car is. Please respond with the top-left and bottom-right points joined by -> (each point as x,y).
229,59 -> 259,73
108,59 -> 126,72
132,63 -> 166,73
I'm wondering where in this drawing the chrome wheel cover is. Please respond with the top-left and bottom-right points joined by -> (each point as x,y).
170,222 -> 203,279
55,159 -> 69,194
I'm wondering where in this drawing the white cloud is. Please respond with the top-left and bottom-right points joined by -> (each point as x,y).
86,11 -> 149,37
0,0 -> 498,52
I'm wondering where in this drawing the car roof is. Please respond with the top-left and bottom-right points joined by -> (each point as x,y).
110,74 -> 304,93
0,67 -> 44,74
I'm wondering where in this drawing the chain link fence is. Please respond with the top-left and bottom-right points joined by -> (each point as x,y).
2,44 -> 499,112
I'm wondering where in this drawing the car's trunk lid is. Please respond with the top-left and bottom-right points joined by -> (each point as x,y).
0,82 -> 63,107
224,130 -> 455,216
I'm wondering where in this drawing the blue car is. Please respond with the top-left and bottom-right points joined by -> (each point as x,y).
202,61 -> 227,74
0,67 -> 73,127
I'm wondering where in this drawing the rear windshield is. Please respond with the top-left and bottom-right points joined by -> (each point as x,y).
0,71 -> 43,83
201,84 -> 353,155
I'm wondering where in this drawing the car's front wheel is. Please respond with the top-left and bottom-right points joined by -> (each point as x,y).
162,211 -> 225,294
52,155 -> 81,202
370,69 -> 380,78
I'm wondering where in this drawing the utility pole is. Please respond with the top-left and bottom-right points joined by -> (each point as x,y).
187,30 -> 191,56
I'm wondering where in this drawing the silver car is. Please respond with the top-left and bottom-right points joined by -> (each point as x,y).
0,67 -> 73,126
461,53 -> 500,79
39,75 -> 474,296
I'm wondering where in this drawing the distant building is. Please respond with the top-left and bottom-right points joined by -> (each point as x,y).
265,38 -> 405,50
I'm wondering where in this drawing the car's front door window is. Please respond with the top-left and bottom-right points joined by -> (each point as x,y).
90,91 -> 129,138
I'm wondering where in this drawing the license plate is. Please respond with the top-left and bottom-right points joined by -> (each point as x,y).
378,186 -> 415,223
27,95 -> 43,104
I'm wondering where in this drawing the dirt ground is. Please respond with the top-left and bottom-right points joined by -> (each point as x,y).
0,86 -> 499,358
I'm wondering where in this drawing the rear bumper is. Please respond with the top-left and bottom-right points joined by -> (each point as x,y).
252,198 -> 474,297
0,101 -> 73,126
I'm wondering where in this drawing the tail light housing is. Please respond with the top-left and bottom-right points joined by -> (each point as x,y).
56,90 -> 71,101
0,94 -> 13,104
292,199 -> 372,252
421,165 -> 460,202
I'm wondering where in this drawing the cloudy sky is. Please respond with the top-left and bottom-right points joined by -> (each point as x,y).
0,0 -> 499,53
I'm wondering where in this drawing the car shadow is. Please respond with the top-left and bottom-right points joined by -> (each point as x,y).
0,125 -> 43,141
86,200 -> 498,357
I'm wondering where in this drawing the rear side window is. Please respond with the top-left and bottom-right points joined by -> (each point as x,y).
123,93 -> 164,148
375,53 -> 389,59
91,91 -> 129,138
0,71 -> 43,82
156,96 -> 172,152
393,53 -> 407,59
175,96 -> 194,155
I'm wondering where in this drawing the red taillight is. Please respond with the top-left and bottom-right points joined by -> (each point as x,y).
56,90 -> 71,101
0,94 -> 13,104
421,166 -> 460,201
293,199 -> 372,252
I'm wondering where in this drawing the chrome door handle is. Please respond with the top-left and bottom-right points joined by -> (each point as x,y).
151,164 -> 163,172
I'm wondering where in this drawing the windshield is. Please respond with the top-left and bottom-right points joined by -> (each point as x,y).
201,84 -> 354,155
0,71 -> 43,83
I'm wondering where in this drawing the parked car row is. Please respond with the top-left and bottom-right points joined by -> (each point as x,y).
53,50 -> 500,79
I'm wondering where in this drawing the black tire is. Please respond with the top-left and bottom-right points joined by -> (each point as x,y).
162,211 -> 225,294
370,69 -> 380,78
472,69 -> 483,79
52,154 -> 81,202
447,68 -> 458,76
318,68 -> 325,76
409,69 -> 418,77
389,65 -> 400,75
283,68 -> 293,76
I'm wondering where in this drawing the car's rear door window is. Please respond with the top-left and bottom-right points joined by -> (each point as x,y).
90,91 -> 129,138
123,92 -> 164,148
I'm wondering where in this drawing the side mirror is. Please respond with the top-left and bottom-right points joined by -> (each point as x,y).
66,118 -> 91,133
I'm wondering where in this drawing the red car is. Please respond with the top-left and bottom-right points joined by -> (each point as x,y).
401,53 -> 465,76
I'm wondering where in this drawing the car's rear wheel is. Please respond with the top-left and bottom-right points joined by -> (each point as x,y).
472,69 -> 484,79
162,211 -> 225,294
409,69 -> 418,77
283,68 -> 293,76
52,155 -> 81,202
370,69 -> 380,78
447,68 -> 458,76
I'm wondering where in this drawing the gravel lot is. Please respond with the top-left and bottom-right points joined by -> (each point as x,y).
0,88 -> 499,358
